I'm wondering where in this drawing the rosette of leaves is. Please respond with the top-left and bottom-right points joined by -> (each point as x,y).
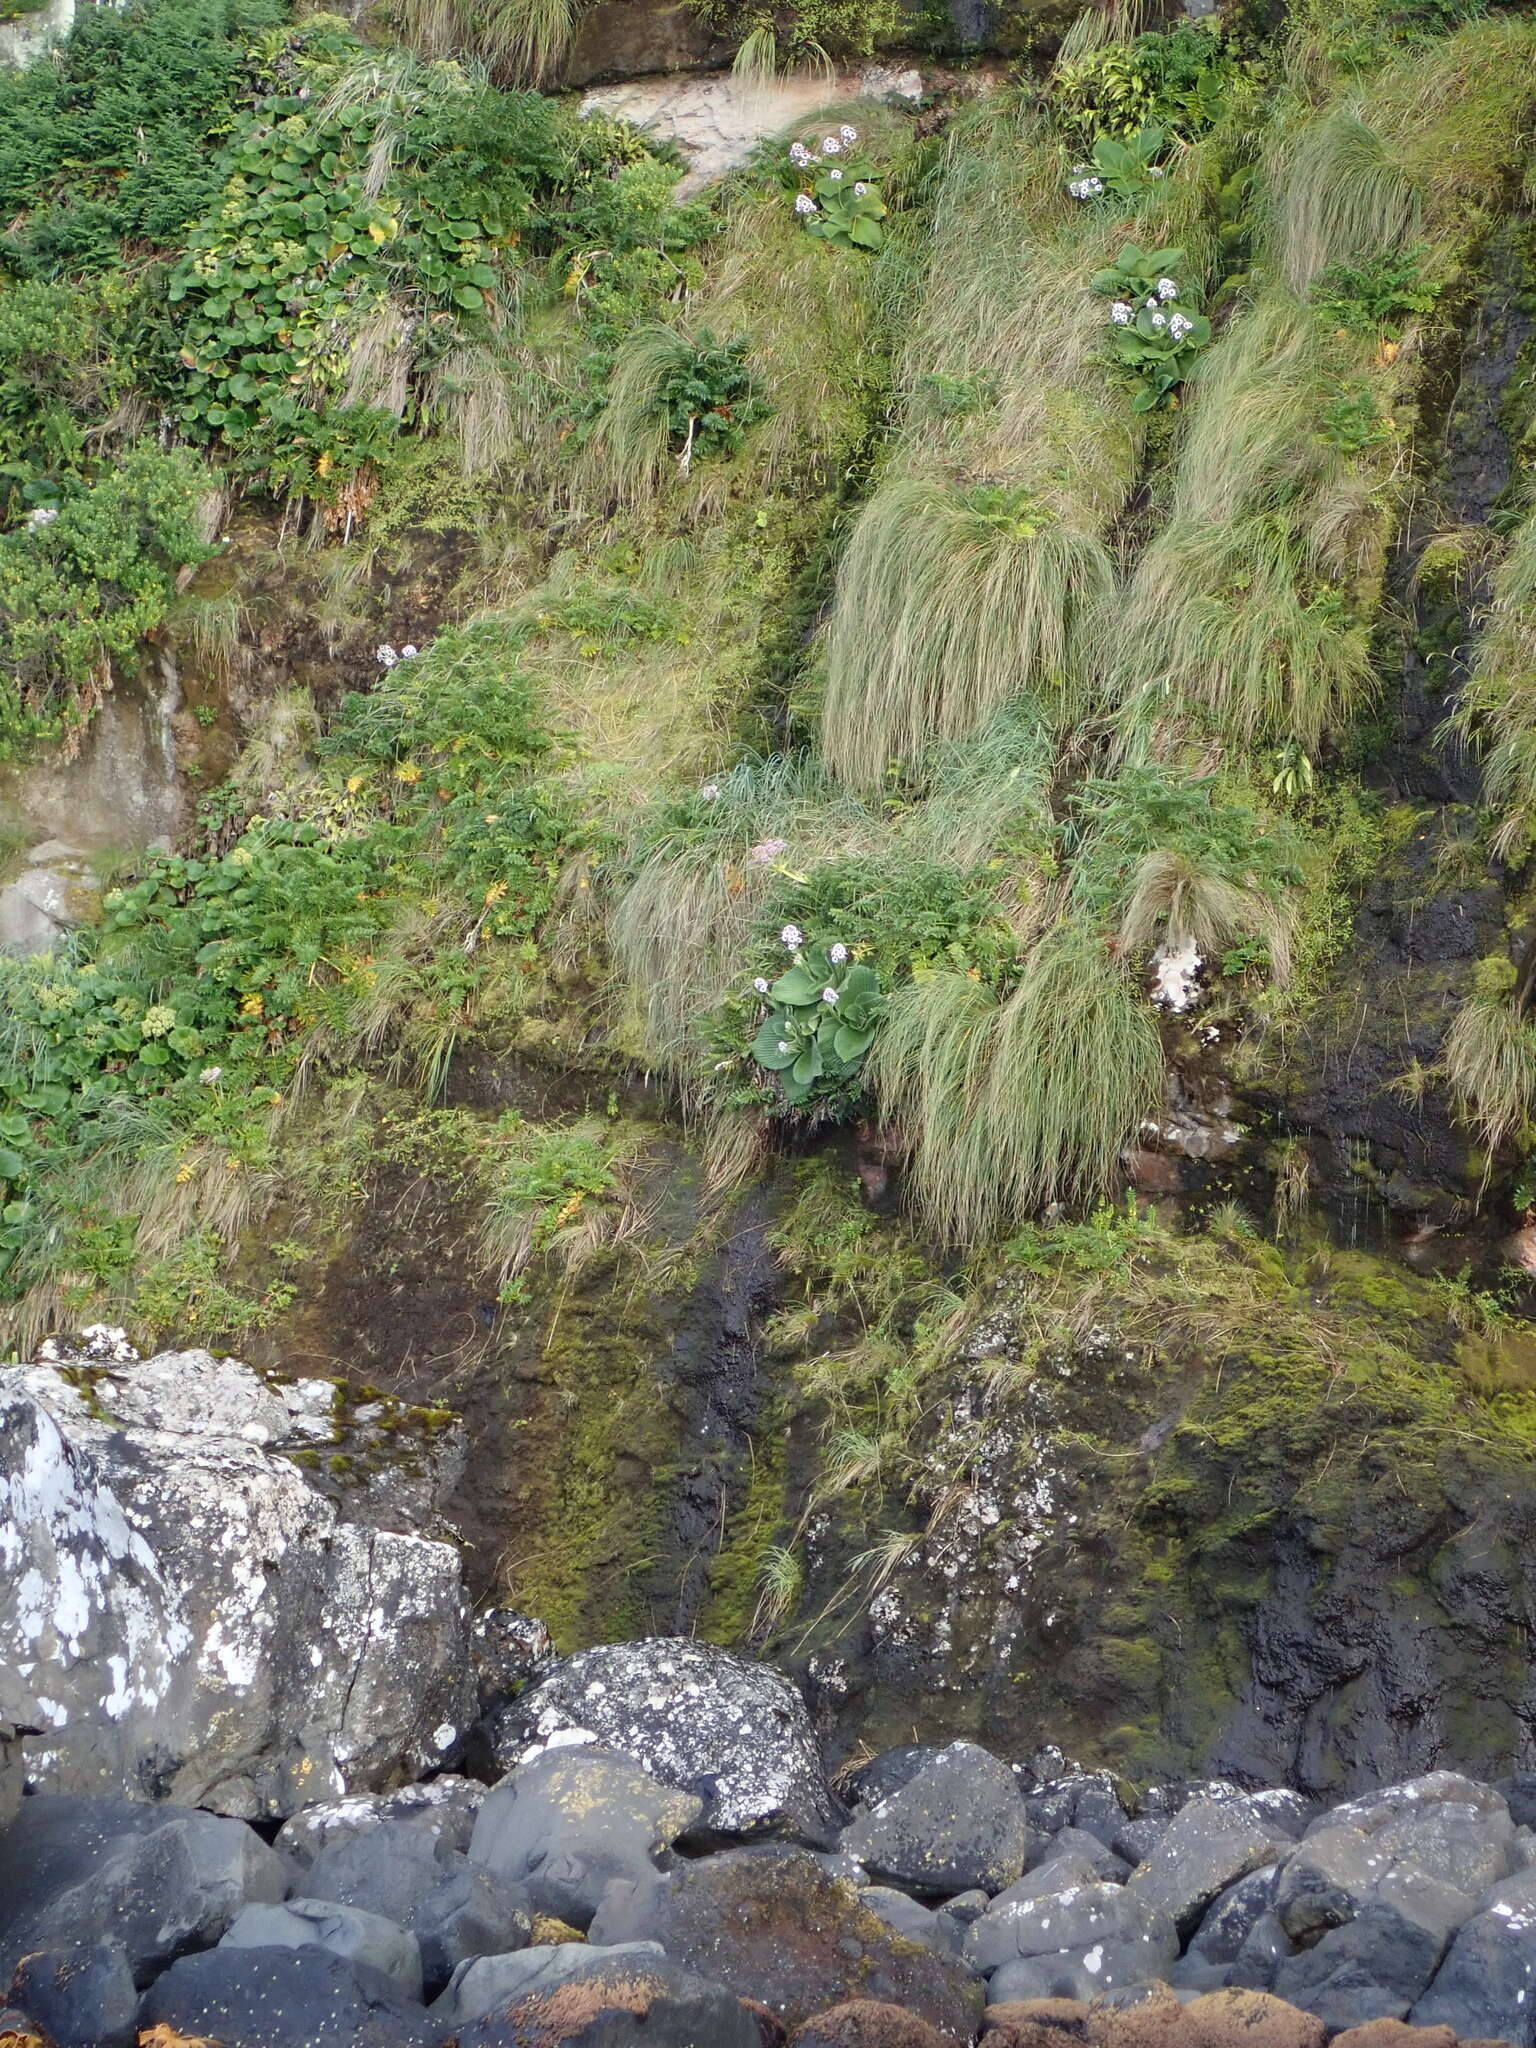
802,156 -> 886,253
750,942 -> 884,1108
1071,125 -> 1168,204
1091,242 -> 1186,303
1106,297 -> 1211,409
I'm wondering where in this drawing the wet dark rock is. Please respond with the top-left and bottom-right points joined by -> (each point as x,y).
586,1845 -> 982,2036
5,1944 -> 136,2048
1410,1867 -> 1536,2044
485,1638 -> 841,1842
842,1742 -> 1034,1896
1182,1866 -> 1282,1972
437,1942 -> 764,2047
1128,1798 -> 1291,1939
0,1793 -> 285,1986
0,1350 -> 474,1816
138,1943 -> 440,2048
468,1744 -> 701,1929
220,1895 -> 423,2000
0,1728 -> 29,1833
846,1748 -> 951,1811
275,1776 -> 486,1869
472,1608 -> 554,1713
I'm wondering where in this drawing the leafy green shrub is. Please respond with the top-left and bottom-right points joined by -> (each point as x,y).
695,0 -> 903,69
1319,384 -> 1394,452
1311,244 -> 1441,338
586,324 -> 767,499
1053,24 -> 1241,143
0,0 -> 288,276
1066,126 -> 1170,206
749,932 -> 883,1109
0,616 -> 578,1302
0,444 -> 211,752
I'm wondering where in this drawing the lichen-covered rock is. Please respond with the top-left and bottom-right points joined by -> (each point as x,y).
1129,1798 -> 1292,1939
469,1745 -> 701,1929
484,1637 -> 842,1841
6,1942 -> 137,2048
274,1775 -> 486,1869
0,1347 -> 475,1817
843,1741 -> 1033,1897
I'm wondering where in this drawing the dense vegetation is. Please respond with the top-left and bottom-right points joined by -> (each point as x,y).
5,0 -> 1536,1721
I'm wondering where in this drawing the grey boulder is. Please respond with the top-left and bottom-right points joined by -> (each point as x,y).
842,1741 -> 1033,1896
1272,1899 -> 1452,2031
963,1878 -> 1176,1980
1411,1867 -> 1536,2046
862,1886 -> 965,1958
220,1897 -> 423,2001
139,1942 -> 440,2048
431,1940 -> 665,2022
486,1636 -> 841,1840
305,1822 -> 531,1996
0,1793 -> 285,1985
469,1744 -> 701,1929
1128,1794 -> 1291,1939
0,1348 -> 474,1817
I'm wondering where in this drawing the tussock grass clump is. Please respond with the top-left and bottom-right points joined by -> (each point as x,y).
1443,955 -> 1536,1158
1117,510 -> 1377,750
1452,514 -> 1536,857
1117,849 -> 1295,983
873,924 -> 1163,1241
394,0 -> 574,81
584,326 -> 702,507
822,477 -> 1114,787
1273,108 -> 1420,295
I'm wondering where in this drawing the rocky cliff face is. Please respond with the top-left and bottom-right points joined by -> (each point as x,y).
0,1334 -> 476,1816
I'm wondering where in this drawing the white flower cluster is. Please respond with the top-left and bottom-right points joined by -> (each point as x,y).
795,193 -> 816,216
829,942 -> 848,963
754,976 -> 770,994
25,505 -> 58,530
789,141 -> 812,166
828,167 -> 844,182
821,986 -> 839,1005
1157,277 -> 1179,300
1150,310 -> 1168,329
748,837 -> 788,865
1067,174 -> 1105,200
1168,311 -> 1195,341
199,1065 -> 224,1084
853,182 -> 869,197
700,781 -> 722,801
1110,301 -> 1133,326
780,924 -> 804,949
375,643 -> 419,669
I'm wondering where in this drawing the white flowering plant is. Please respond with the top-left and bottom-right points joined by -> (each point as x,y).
1065,125 -> 1169,205
790,130 -> 886,253
748,935 -> 884,1107
1091,243 -> 1209,410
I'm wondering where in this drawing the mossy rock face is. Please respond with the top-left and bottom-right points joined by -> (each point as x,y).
791,1238 -> 1536,1795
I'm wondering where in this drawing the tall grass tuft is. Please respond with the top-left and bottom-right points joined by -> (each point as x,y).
585,325 -> 696,506
393,0 -> 575,82
1443,956 -> 1536,1159
874,925 -> 1162,1240
1273,108 -> 1420,295
1117,848 -> 1294,983
1452,514 -> 1536,856
822,478 -> 1113,788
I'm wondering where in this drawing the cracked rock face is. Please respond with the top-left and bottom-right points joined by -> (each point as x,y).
0,1345 -> 475,1817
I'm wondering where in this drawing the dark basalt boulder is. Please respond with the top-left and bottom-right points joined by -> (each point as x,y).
590,1845 -> 983,2038
437,1942 -> 764,2047
843,1743 -> 1034,1898
0,1793 -> 285,1986
5,1944 -> 136,2048
1128,1797 -> 1293,1940
304,1821 -> 533,1994
483,1638 -> 842,1842
1410,1867 -> 1536,2045
137,1943 -> 440,2048
275,1777 -> 487,1870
